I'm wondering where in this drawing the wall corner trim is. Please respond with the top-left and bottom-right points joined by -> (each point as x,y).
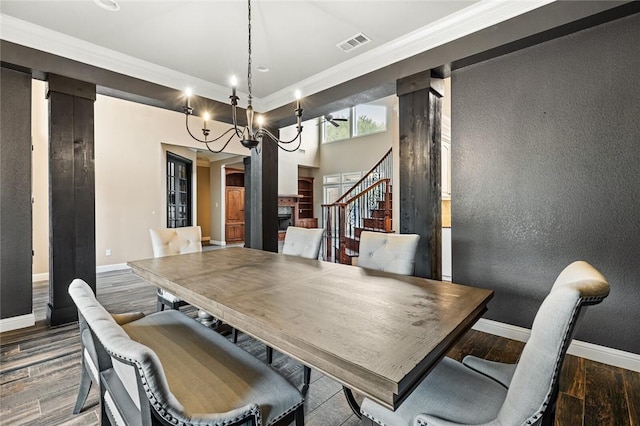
473,318 -> 640,372
0,313 -> 36,333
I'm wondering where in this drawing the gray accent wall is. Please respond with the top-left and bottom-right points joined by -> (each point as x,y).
0,67 -> 33,319
451,13 -> 640,353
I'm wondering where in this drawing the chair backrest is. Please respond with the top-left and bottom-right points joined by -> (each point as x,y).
496,261 -> 609,425
68,280 -> 175,424
357,231 -> 420,275
149,226 -> 202,257
282,227 -> 324,259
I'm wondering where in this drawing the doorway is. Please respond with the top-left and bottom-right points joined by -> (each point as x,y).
225,168 -> 245,244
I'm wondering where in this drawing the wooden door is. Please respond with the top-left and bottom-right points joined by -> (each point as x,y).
225,187 -> 245,243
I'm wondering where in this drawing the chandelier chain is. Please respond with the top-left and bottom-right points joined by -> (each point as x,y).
183,0 -> 303,152
247,0 -> 252,105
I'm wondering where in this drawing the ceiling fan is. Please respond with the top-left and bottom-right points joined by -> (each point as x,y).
319,114 -> 348,127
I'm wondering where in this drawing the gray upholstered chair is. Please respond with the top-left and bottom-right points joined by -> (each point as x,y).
149,226 -> 218,327
283,227 -> 324,389
73,309 -> 144,414
69,279 -> 304,426
360,261 -> 610,426
282,226 -> 324,260
356,231 -> 420,275
149,226 -> 202,311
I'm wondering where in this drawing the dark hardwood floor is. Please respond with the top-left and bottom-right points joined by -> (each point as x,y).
1,270 -> 638,425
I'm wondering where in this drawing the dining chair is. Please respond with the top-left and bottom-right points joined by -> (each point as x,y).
149,226 -> 217,327
355,231 -> 420,275
282,226 -> 325,260
247,226 -> 323,393
73,309 -> 144,414
360,260 -> 610,426
345,231 -> 420,414
69,279 -> 304,426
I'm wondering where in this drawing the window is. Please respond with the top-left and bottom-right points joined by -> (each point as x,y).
322,102 -> 387,143
354,104 -> 386,136
323,108 -> 350,143
167,152 -> 192,228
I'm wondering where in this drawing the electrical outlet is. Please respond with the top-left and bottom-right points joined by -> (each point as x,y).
106,249 -> 112,256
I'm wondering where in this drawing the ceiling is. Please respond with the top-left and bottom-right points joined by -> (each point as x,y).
0,0 -> 554,111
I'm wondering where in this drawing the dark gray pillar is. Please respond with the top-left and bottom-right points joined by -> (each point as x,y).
246,131 -> 278,252
47,74 -> 96,326
397,70 -> 444,279
0,67 -> 33,320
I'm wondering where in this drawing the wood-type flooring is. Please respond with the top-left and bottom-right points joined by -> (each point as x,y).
1,270 -> 638,425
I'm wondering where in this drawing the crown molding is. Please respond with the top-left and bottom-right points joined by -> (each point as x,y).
0,14 -> 249,107
1,1 -> 553,112
259,0 -> 555,111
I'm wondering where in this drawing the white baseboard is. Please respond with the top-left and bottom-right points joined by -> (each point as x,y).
0,313 -> 35,333
96,263 -> 130,273
32,272 -> 48,282
33,263 -> 131,282
210,240 -> 226,246
473,318 -> 640,372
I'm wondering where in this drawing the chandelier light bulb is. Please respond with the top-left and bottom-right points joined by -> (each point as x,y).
257,115 -> 264,128
295,89 -> 302,100
230,76 -> 238,87
203,112 -> 210,131
185,88 -> 193,109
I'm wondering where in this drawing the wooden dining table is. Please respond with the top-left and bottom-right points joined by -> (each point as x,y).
127,247 -> 493,413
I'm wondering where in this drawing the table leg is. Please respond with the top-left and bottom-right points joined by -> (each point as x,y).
343,387 -> 362,418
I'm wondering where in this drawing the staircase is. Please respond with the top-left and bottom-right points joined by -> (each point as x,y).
322,148 -> 393,264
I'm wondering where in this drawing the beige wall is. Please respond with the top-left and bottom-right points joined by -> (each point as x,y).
30,85 -> 417,274
31,80 -> 244,274
278,118 -> 320,195
197,165 -> 211,239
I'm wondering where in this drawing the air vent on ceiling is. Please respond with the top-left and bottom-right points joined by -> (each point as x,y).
336,32 -> 371,53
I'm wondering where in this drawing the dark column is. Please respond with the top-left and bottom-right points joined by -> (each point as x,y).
245,131 -> 278,252
0,67 -> 33,321
47,74 -> 96,326
243,156 -> 251,247
397,70 -> 443,279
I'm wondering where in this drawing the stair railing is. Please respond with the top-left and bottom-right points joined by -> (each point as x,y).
335,148 -> 392,204
323,178 -> 391,264
322,148 -> 393,264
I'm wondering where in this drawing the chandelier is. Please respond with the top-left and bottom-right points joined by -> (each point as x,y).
183,0 -> 303,153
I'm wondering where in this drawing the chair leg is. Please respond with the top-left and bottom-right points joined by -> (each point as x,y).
294,404 -> 305,426
303,366 -> 311,386
266,346 -> 273,364
73,364 -> 93,414
157,296 -> 165,312
301,365 -> 312,395
232,328 -> 239,344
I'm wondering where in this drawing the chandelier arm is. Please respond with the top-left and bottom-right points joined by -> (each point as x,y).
260,130 -> 304,152
184,114 -> 211,143
259,127 -> 303,144
185,114 -> 239,144
205,131 -> 237,154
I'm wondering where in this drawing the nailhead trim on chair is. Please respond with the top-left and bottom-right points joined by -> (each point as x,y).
101,346 -> 261,426
266,401 -> 303,426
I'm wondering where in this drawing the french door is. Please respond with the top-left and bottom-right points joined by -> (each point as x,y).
167,153 -> 192,228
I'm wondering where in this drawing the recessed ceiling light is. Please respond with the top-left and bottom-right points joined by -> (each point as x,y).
93,0 -> 120,12
257,66 -> 270,73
